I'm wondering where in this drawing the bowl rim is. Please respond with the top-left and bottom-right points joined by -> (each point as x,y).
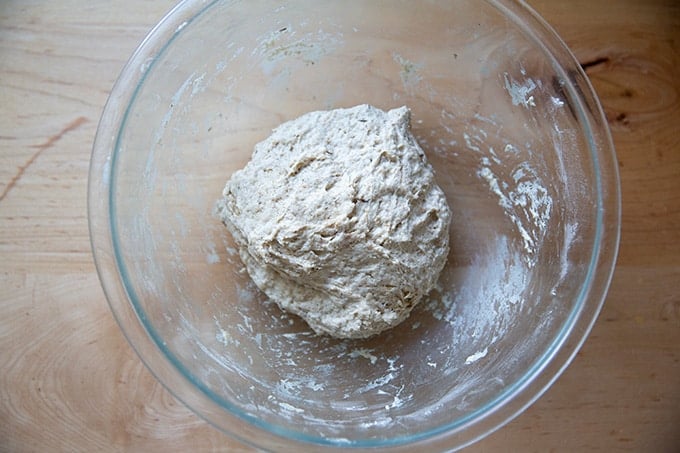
88,0 -> 621,450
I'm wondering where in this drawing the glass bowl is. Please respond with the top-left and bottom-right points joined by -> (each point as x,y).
88,0 -> 620,451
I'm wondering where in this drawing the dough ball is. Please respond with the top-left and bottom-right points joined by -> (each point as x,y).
217,104 -> 450,339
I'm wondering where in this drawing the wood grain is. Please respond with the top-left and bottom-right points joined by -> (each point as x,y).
1,1 -> 678,452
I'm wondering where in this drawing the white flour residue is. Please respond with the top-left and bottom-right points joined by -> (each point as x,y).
215,326 -> 234,347
462,124 -> 491,154
463,132 -> 482,153
383,385 -> 407,410
465,347 -> 488,364
277,376 -> 325,396
552,222 -> 579,295
417,233 -> 527,381
254,26 -> 343,75
148,70 -> 195,175
213,312 -> 237,347
278,401 -> 305,414
468,235 -> 525,321
204,240 -> 220,264
357,366 -> 400,393
504,72 -> 537,108
360,417 -> 395,430
478,160 -> 552,262
463,118 -> 553,265
191,72 -> 207,96
551,96 -> 565,108
393,53 -> 423,91
560,223 -> 578,281
349,348 -> 379,364
422,290 -> 456,325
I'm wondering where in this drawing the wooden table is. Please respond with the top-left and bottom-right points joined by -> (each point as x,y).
2,1 -> 678,451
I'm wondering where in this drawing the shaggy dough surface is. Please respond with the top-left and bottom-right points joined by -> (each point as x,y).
217,104 -> 450,339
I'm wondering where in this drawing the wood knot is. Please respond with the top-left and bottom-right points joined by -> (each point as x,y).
615,112 -> 630,125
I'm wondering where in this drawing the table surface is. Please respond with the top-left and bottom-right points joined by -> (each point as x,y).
2,1 -> 679,451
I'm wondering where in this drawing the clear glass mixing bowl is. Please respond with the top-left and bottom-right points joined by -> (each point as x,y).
88,0 -> 620,451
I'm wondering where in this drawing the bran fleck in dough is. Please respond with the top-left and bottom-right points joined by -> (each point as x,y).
217,104 -> 450,339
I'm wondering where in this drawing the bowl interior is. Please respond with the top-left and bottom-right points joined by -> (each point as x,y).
102,0 -> 613,448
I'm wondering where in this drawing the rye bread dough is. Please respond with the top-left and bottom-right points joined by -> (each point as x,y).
217,104 -> 450,339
